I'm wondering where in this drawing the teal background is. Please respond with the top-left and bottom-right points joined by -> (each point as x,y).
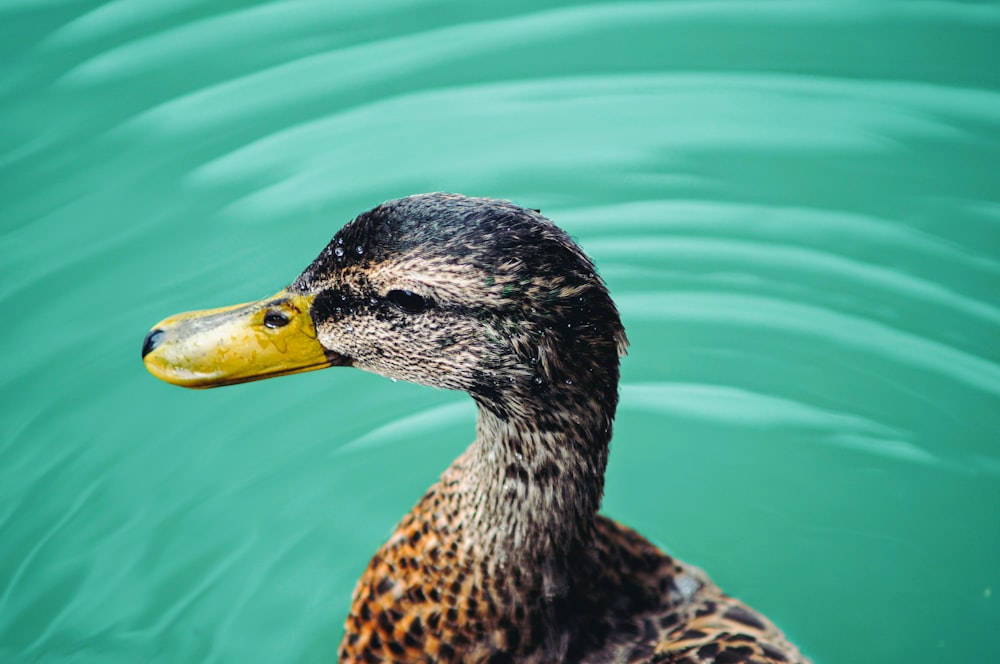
2,1 -> 999,662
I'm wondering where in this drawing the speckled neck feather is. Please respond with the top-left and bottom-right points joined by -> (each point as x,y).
463,388 -> 610,576
462,287 -> 623,575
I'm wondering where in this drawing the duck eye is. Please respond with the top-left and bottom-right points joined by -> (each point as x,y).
386,289 -> 429,314
263,310 -> 290,329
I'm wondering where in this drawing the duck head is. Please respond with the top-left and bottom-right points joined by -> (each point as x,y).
143,193 -> 627,420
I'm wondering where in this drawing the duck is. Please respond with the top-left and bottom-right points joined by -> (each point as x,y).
142,193 -> 810,664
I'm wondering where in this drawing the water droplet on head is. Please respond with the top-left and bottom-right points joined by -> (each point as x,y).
344,324 -> 354,333
355,246 -> 364,255
564,379 -> 573,385
334,246 -> 344,257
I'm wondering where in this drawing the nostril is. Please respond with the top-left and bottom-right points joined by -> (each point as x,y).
142,329 -> 166,359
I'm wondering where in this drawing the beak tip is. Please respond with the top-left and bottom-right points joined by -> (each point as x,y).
142,328 -> 166,359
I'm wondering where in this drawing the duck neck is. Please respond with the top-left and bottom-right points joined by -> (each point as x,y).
458,378 -> 616,583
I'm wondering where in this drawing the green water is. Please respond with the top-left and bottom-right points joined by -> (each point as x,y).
2,1 -> 999,662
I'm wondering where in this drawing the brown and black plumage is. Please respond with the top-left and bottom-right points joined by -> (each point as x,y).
143,193 -> 810,663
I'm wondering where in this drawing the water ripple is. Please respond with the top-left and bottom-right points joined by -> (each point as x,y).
41,0 -> 232,48
618,291 -> 1000,397
592,236 -> 1000,330
44,0 -> 392,77
0,473 -> 105,621
621,382 -> 951,469
18,508 -> 150,657
203,527 -> 312,664
121,531 -> 257,640
334,401 -> 472,454
85,4 -> 1000,141
184,71 -> 1000,162
622,382 -> 896,435
561,199 -> 1000,274
145,71 -> 1000,228
51,1 -> 1000,90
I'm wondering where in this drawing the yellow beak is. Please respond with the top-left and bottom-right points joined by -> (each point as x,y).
142,290 -> 343,388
